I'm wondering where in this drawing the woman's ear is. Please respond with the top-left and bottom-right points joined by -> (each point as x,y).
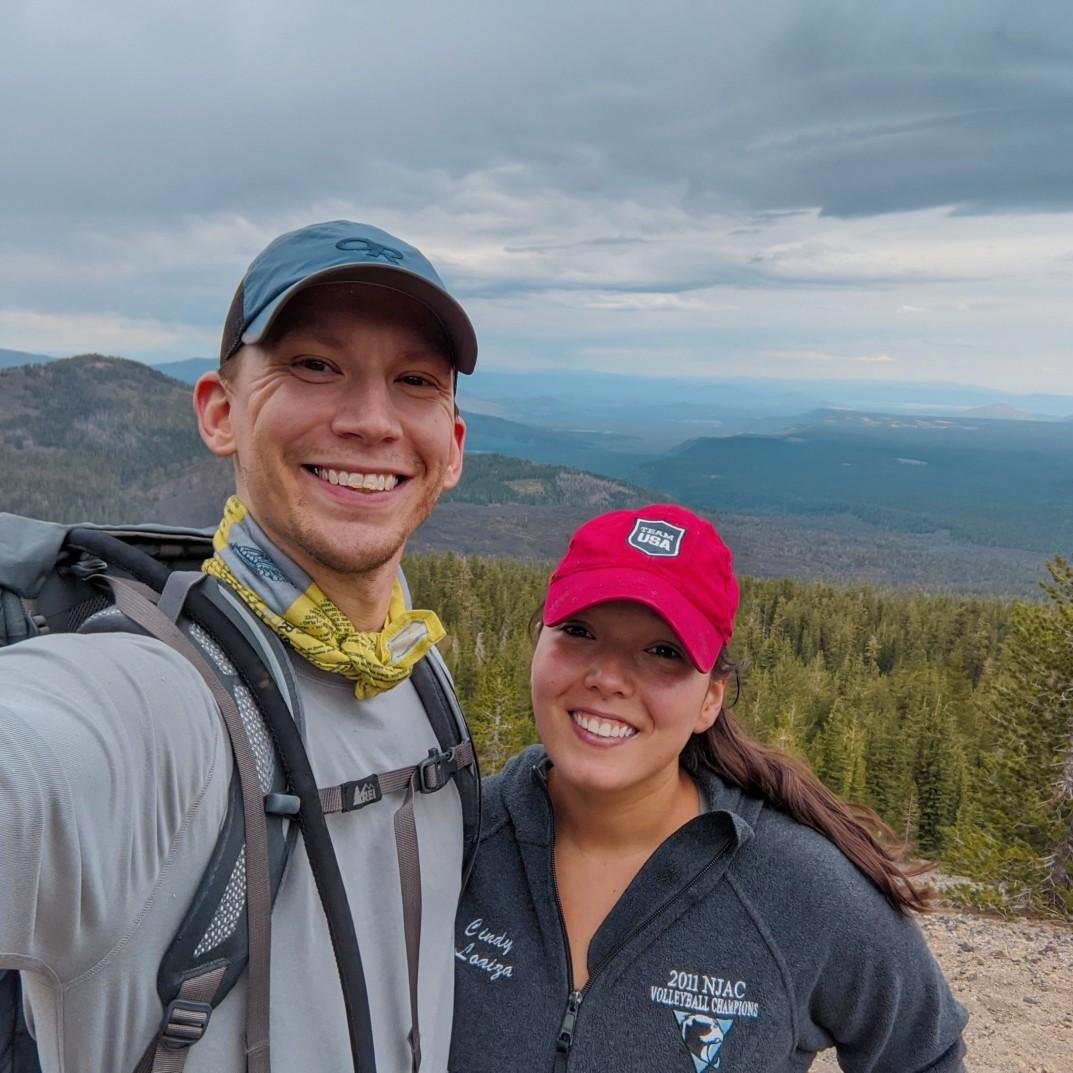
194,370 -> 237,458
694,676 -> 726,734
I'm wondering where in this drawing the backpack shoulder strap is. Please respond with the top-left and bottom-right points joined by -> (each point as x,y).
395,565 -> 481,882
100,576 -> 274,1073
409,653 -> 481,884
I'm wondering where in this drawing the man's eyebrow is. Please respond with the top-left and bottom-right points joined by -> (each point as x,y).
267,322 -> 343,348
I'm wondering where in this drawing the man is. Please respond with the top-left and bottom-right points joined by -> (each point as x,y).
0,221 -> 477,1072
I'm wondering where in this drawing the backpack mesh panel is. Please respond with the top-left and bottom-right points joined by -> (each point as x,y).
193,847 -> 247,958
52,593 -> 111,633
183,624 -> 280,959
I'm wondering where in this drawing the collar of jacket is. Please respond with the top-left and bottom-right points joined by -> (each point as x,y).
495,746 -> 763,972
503,748 -> 764,845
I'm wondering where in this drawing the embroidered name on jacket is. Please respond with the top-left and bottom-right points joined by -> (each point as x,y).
456,917 -> 514,981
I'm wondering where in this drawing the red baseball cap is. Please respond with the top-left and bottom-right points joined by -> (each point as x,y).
543,504 -> 740,673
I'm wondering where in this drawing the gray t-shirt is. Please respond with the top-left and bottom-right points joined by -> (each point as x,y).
0,631 -> 462,1073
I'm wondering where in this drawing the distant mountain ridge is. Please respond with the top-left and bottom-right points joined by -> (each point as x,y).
1,354 -> 1070,596
0,347 -> 53,369
962,403 -> 1036,420
9,350 -> 1073,422
0,354 -> 207,522
153,357 -> 217,381
639,408 -> 1073,554
0,354 -> 660,526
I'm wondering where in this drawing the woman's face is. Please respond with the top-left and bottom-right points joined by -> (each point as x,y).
531,600 -> 724,799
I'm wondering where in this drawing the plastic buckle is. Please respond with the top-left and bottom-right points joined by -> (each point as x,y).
341,774 -> 382,812
417,747 -> 456,794
160,997 -> 213,1049
264,792 -> 301,816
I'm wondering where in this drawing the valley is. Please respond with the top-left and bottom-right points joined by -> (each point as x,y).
1,354 -> 1070,596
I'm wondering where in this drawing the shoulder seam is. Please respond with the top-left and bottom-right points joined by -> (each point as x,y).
726,871 -> 802,1044
479,811 -> 511,842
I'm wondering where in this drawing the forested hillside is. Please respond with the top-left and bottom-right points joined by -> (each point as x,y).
405,552 -> 1073,915
0,354 -> 205,521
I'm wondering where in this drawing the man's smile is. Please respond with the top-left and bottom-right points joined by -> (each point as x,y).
305,465 -> 406,493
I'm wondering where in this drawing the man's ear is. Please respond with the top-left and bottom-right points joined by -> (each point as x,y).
441,412 -> 466,492
194,370 -> 237,458
694,676 -> 726,735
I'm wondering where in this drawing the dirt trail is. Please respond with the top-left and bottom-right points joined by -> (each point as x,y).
811,910 -> 1073,1072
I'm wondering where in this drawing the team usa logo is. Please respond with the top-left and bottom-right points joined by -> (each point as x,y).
628,518 -> 686,557
674,1012 -> 734,1072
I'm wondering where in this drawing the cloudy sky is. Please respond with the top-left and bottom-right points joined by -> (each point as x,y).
2,0 -> 1072,392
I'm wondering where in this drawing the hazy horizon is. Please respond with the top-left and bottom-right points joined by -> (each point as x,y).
6,346 -> 1072,418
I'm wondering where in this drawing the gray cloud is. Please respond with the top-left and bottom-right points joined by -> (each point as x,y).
4,0 -> 1071,226
1,0 -> 1072,387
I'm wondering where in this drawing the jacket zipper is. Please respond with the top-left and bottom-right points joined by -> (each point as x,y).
546,786 -> 732,1071
550,823 -> 580,1072
554,989 -> 583,1067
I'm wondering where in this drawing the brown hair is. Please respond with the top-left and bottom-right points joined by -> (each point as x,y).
681,647 -> 934,915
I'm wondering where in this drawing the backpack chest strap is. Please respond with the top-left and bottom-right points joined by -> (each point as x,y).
314,742 -> 475,816
298,740 -> 474,1073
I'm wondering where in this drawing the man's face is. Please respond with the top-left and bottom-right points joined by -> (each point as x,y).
197,283 -> 465,589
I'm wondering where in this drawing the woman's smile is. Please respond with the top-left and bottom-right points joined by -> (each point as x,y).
568,708 -> 639,744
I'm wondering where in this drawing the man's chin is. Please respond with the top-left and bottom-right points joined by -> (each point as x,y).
307,548 -> 400,580
292,524 -> 408,581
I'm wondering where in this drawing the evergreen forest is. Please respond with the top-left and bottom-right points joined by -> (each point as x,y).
404,552 -> 1073,917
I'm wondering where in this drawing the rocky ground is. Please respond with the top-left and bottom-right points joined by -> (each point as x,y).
812,909 -> 1073,1072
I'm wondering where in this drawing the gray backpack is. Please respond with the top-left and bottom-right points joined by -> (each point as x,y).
0,514 -> 479,1073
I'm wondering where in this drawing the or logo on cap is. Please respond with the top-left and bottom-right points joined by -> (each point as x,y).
335,237 -> 405,263
628,518 -> 686,558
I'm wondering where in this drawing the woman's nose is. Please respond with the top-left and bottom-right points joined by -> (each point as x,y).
583,649 -> 632,696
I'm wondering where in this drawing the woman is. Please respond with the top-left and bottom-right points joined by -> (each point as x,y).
452,504 -> 967,1073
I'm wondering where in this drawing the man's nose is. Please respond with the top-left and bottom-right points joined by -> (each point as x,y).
329,378 -> 402,441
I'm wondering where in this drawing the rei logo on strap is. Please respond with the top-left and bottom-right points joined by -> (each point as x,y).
628,518 -> 686,558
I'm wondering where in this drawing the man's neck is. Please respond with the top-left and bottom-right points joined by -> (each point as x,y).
308,558 -> 400,631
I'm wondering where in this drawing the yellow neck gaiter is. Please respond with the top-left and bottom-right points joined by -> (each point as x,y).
202,497 -> 445,701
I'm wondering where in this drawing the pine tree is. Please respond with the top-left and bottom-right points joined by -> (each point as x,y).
947,556 -> 1073,912
909,696 -> 964,855
811,696 -> 868,803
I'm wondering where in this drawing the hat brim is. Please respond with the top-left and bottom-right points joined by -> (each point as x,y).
543,566 -> 725,673
241,263 -> 478,374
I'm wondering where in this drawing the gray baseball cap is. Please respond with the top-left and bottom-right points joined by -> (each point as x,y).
219,220 -> 477,373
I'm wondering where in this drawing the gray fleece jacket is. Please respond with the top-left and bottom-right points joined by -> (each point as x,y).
451,746 -> 967,1073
